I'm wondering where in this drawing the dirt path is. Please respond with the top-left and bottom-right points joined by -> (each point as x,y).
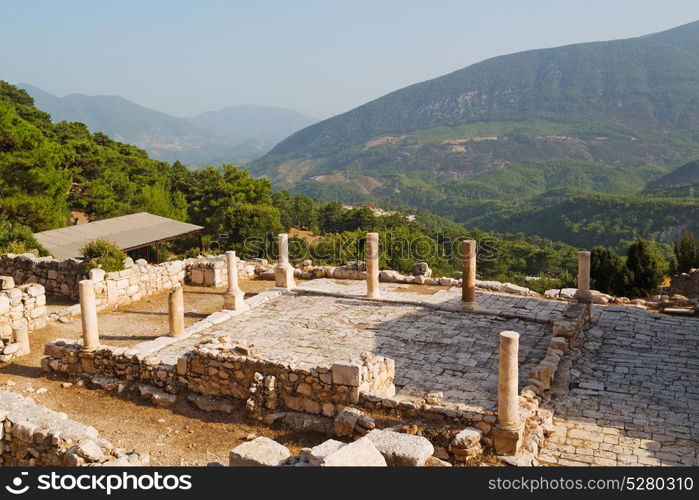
0,279 -> 326,465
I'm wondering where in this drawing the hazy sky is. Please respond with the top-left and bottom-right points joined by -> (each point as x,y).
2,0 -> 698,119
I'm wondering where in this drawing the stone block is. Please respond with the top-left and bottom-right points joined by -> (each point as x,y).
75,439 -> 105,462
0,276 -> 15,290
451,427 -> 483,449
334,407 -> 362,437
492,425 -> 523,456
331,363 -> 361,386
365,429 -> 434,466
0,294 -> 10,315
228,437 -> 290,466
89,269 -> 106,282
321,437 -> 386,466
306,439 -> 346,466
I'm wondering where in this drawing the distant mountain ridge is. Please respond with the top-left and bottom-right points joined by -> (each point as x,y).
17,84 -> 316,166
248,20 -> 699,197
649,159 -> 699,186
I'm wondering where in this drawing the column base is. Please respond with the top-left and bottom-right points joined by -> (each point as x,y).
223,290 -> 249,311
492,424 -> 524,456
275,264 -> 296,290
460,300 -> 478,311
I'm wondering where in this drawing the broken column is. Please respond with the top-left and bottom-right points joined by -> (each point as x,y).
461,239 -> 476,303
12,326 -> 30,356
366,232 -> 380,299
574,250 -> 592,315
275,233 -> 296,289
493,330 -> 522,455
168,284 -> 185,338
223,250 -> 248,311
78,279 -> 100,351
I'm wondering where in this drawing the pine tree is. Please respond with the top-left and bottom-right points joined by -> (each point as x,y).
626,239 -> 665,297
673,230 -> 699,273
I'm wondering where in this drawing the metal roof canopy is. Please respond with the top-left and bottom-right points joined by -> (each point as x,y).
33,212 -> 204,260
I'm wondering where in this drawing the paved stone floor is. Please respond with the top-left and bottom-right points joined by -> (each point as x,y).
540,306 -> 699,466
298,279 -> 567,322
207,291 -> 555,412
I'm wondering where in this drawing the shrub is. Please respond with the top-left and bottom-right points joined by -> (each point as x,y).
80,238 -> 126,273
0,218 -> 49,256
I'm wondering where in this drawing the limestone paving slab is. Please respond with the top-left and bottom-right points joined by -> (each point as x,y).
540,306 -> 699,466
296,279 -> 567,323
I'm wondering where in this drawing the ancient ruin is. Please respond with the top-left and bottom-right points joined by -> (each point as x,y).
0,237 -> 697,467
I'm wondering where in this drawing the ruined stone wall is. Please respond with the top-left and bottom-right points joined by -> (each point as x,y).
668,269 -> 699,298
43,338 -> 180,394
184,338 -> 394,418
0,254 -> 85,298
255,260 -> 540,297
0,279 -> 47,360
185,255 -> 256,287
0,390 -> 145,466
0,252 -> 259,304
41,337 -> 396,420
0,253 -> 185,302
91,261 -> 186,307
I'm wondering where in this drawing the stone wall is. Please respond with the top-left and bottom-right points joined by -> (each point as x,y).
0,254 -> 84,299
0,389 -> 145,466
0,252 -> 259,305
668,269 -> 699,298
256,260 -> 541,297
41,337 -> 396,420
185,338 -> 395,418
0,278 -> 47,361
185,255 -> 257,287
91,261 -> 186,307
0,253 -> 186,302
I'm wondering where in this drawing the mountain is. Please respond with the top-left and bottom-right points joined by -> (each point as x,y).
17,84 -> 316,166
644,158 -> 699,197
248,21 -> 699,197
191,105 -> 317,147
648,158 -> 699,186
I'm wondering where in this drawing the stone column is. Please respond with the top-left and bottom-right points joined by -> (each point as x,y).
78,279 -> 100,351
493,330 -> 523,455
366,232 -> 380,299
461,239 -> 476,303
223,250 -> 248,311
574,250 -> 592,303
168,284 -> 185,338
275,233 -> 296,289
497,330 -> 519,429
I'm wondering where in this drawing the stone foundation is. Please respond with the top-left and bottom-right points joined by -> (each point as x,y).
38,274 -> 591,462
42,337 -> 396,420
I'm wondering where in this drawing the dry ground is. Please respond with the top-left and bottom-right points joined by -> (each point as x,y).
0,279 -> 327,466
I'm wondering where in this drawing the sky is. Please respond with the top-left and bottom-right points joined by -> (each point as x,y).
2,0 -> 698,119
